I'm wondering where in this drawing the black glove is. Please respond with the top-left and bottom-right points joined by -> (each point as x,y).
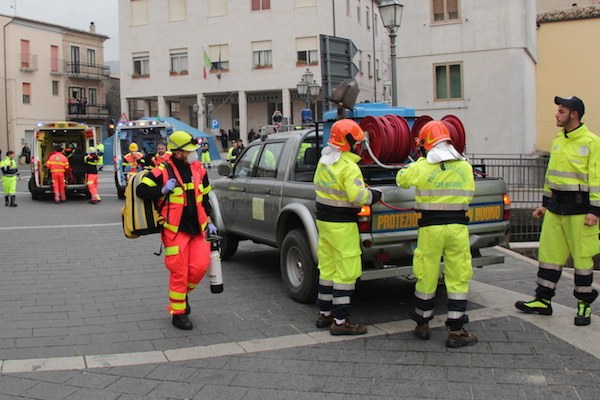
370,189 -> 382,205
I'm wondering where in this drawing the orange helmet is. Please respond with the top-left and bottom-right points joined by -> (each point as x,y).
328,119 -> 364,152
416,121 -> 451,152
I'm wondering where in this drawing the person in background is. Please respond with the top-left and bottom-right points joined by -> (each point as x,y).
136,130 -> 216,330
515,96 -> 599,326
46,145 -> 70,204
1,150 -> 20,207
227,140 -> 238,165
96,142 -> 105,171
84,147 -> 102,204
21,143 -> 31,164
64,145 -> 75,183
220,129 -> 228,152
200,138 -> 211,170
396,120 -> 477,348
123,142 -> 145,173
152,142 -> 172,166
313,119 -> 382,335
248,128 -> 257,142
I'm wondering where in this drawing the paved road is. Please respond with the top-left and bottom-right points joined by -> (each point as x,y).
0,167 -> 599,399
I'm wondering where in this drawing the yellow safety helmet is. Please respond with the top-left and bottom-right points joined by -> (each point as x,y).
87,146 -> 96,153
168,130 -> 200,151
128,142 -> 138,152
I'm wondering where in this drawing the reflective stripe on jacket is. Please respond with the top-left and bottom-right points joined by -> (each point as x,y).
152,152 -> 172,166
543,123 -> 600,209
227,147 -> 236,163
141,161 -> 211,235
46,152 -> 69,173
0,158 -> 18,175
314,151 -> 372,209
396,157 -> 474,211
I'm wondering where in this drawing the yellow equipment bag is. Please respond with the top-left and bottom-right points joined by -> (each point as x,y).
121,165 -> 172,239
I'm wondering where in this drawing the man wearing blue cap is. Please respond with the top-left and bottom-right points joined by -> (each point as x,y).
516,96 -> 600,326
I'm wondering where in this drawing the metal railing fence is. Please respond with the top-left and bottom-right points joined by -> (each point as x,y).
468,154 -> 549,242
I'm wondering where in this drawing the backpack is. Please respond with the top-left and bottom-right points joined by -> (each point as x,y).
121,163 -> 173,239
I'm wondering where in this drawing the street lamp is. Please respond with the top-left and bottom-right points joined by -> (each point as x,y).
379,0 -> 404,107
296,68 -> 321,123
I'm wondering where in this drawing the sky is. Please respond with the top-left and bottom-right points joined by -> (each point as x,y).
0,0 -> 119,61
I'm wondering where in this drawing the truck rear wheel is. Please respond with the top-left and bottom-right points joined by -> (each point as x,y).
220,233 -> 239,260
280,228 -> 318,303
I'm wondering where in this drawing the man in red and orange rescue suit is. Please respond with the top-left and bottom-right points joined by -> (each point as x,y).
84,147 -> 102,204
123,142 -> 145,172
46,146 -> 69,204
151,142 -> 172,166
137,130 -> 217,330
313,119 -> 382,335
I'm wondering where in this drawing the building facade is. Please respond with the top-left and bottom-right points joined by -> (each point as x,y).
536,4 -> 600,151
397,0 -> 538,155
0,15 -> 111,152
119,0 -> 391,143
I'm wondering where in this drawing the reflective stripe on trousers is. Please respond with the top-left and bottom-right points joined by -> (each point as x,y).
51,172 -> 66,201
316,220 -> 361,320
536,211 -> 599,303
162,231 -> 210,315
86,174 -> 100,201
411,224 -> 472,328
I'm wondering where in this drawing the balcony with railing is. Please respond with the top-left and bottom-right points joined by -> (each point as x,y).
65,62 -> 110,79
66,102 -> 110,119
20,53 -> 38,72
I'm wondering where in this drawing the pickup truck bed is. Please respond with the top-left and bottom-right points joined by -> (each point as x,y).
210,129 -> 509,302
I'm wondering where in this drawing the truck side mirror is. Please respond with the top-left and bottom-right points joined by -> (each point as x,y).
218,162 -> 232,177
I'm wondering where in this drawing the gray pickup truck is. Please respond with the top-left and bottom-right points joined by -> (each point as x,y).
210,128 -> 510,303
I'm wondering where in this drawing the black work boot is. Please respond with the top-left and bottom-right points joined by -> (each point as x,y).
4,196 -> 8,206
515,297 -> 552,315
9,195 -> 17,207
185,300 -> 191,316
446,328 -> 478,348
172,314 -> 193,330
414,323 -> 430,340
575,301 -> 591,326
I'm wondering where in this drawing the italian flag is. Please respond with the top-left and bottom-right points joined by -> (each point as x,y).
203,50 -> 212,80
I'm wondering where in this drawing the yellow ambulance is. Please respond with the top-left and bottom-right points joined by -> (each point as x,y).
29,121 -> 96,200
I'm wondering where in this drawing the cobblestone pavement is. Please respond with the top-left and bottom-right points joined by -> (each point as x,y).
0,169 -> 599,399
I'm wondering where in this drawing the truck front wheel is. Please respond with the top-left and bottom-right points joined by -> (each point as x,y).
280,228 -> 318,303
220,233 -> 239,260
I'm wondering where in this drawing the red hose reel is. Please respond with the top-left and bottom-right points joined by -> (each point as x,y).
358,114 -> 466,165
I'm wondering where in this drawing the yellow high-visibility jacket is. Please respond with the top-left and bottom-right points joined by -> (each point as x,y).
543,123 -> 600,214
396,157 -> 474,211
314,151 -> 372,222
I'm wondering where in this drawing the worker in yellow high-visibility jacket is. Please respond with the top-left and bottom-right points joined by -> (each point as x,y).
516,96 -> 600,326
396,120 -> 477,348
314,119 -> 382,336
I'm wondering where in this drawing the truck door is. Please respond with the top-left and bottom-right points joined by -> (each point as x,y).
242,141 -> 285,242
220,145 -> 261,233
